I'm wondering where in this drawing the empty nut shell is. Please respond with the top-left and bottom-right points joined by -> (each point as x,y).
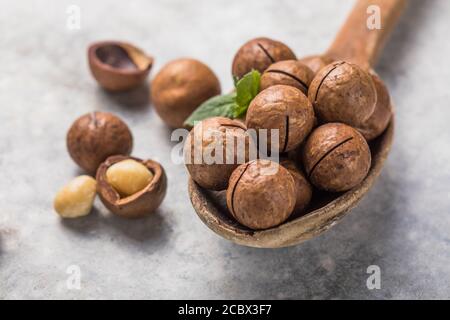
260,60 -> 313,94
96,155 -> 167,218
184,117 -> 252,191
226,160 -> 296,230
280,159 -> 312,215
308,61 -> 377,127
151,58 -> 221,128
67,112 -> 133,174
356,71 -> 393,141
232,37 -> 296,80
88,41 -> 153,91
246,85 -> 315,153
302,123 -> 371,192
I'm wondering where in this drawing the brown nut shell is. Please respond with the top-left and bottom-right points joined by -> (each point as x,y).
184,117 -> 252,191
96,155 -> 167,218
88,41 -> 153,92
232,37 -> 296,80
151,58 -> 221,128
246,85 -> 315,153
280,159 -> 312,215
226,160 -> 296,230
298,55 -> 335,76
67,112 -> 133,174
308,61 -> 377,127
302,123 -> 371,192
356,72 -> 392,140
260,60 -> 313,94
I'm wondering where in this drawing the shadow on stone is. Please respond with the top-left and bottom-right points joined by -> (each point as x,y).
99,82 -> 151,111
61,206 -> 171,247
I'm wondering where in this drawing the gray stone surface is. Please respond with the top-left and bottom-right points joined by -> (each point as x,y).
1,0 -> 450,299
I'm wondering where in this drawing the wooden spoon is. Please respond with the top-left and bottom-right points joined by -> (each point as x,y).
188,0 -> 407,248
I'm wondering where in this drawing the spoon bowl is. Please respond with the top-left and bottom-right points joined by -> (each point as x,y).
188,115 -> 393,248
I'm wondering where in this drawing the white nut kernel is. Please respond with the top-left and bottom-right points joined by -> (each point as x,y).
54,175 -> 97,218
106,159 -> 153,197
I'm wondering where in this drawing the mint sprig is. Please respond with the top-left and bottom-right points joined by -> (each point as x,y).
184,70 -> 261,128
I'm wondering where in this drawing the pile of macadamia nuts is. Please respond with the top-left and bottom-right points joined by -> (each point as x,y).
54,111 -> 167,219
54,40 -> 169,220
183,37 -> 392,231
55,37 -> 391,233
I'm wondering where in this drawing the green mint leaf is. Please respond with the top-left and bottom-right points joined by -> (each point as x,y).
233,70 -> 261,118
184,92 -> 237,128
184,70 -> 261,127
233,104 -> 248,119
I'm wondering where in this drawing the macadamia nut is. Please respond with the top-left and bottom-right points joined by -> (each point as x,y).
356,71 -> 392,140
226,160 -> 296,230
97,156 -> 167,218
280,159 -> 312,215
232,37 -> 296,80
185,117 -> 252,191
260,60 -> 313,94
308,61 -> 377,127
67,112 -> 133,174
302,123 -> 371,192
54,176 -> 97,218
106,159 -> 153,197
246,85 -> 315,153
298,55 -> 335,76
151,58 -> 221,128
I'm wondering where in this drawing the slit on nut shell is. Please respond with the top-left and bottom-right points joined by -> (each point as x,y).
257,43 -> 275,63
266,69 -> 309,92
308,137 -> 354,179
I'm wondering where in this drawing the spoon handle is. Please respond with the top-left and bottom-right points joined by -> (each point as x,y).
326,0 -> 407,68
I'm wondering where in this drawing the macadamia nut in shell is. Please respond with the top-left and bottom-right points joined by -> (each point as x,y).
226,160 -> 296,230
308,61 -> 377,127
184,117 -> 252,191
151,58 -> 221,128
356,72 -> 392,141
97,155 -> 167,218
67,112 -> 133,174
302,123 -> 371,192
246,85 -> 315,153
280,159 -> 312,215
232,37 -> 296,80
298,55 -> 335,76
260,60 -> 313,94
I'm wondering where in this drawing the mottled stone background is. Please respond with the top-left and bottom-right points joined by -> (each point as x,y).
1,0 -> 449,299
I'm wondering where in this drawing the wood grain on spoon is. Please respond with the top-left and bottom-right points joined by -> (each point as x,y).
188,0 -> 406,248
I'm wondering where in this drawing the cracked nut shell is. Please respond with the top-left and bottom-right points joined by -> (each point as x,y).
67,112 -> 133,174
226,160 -> 296,230
184,117 -> 251,191
356,71 -> 392,140
302,123 -> 371,192
88,41 -> 153,91
308,61 -> 377,127
298,55 -> 335,76
232,37 -> 296,80
246,85 -> 315,153
96,155 -> 167,218
260,60 -> 313,94
151,58 -> 221,128
280,159 -> 312,215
